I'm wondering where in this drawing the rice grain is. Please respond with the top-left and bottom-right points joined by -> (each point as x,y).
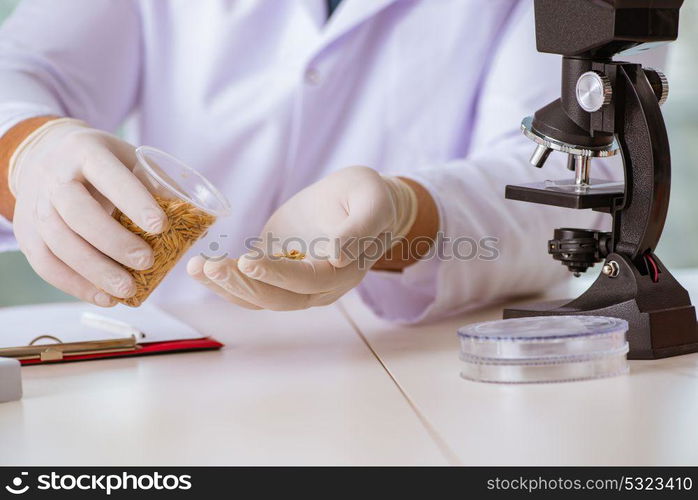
112,196 -> 216,307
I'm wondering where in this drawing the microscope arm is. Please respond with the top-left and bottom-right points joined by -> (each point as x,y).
613,64 -> 671,263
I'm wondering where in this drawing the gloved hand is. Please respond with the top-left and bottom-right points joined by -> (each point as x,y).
187,166 -> 418,310
10,118 -> 168,306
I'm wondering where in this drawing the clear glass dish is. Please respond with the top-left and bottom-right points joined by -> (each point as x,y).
457,315 -> 629,384
459,352 -> 629,384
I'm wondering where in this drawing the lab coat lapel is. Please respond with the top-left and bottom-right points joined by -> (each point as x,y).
319,0 -> 401,48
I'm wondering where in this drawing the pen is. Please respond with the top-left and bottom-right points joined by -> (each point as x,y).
81,312 -> 145,339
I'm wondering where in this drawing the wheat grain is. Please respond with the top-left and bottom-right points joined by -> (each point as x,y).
112,196 -> 216,307
273,249 -> 306,260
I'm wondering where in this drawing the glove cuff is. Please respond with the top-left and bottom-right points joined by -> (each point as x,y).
0,115 -> 60,221
8,117 -> 88,196
382,175 -> 419,247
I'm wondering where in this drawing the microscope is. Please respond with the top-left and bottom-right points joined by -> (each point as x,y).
503,0 -> 698,359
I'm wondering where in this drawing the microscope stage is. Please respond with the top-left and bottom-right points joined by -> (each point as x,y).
505,179 -> 624,209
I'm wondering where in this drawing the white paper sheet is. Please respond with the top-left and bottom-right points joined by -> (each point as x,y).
0,302 -> 203,348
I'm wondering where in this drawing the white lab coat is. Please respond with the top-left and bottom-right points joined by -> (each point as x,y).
0,0 -> 644,322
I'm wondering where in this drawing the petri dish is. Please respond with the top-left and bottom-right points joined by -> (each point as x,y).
457,315 -> 629,384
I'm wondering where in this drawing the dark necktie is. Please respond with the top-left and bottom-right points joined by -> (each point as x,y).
327,0 -> 343,18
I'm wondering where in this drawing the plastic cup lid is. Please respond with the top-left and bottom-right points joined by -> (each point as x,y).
458,315 -> 629,363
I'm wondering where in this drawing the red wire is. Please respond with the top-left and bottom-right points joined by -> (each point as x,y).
645,253 -> 659,283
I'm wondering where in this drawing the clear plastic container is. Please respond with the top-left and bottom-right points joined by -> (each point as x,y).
111,146 -> 231,307
132,146 -> 231,218
457,315 -> 629,384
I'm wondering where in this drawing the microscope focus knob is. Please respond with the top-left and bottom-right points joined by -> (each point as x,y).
644,68 -> 669,106
575,71 -> 612,112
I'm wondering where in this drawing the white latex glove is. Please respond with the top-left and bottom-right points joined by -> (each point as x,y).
188,166 -> 418,310
9,118 -> 168,306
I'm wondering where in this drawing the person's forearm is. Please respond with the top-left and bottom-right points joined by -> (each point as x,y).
0,115 -> 59,221
372,177 -> 439,272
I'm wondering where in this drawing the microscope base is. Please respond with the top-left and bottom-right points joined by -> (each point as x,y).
504,300 -> 698,359
503,254 -> 698,359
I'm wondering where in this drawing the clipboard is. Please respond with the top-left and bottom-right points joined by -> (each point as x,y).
0,303 -> 223,365
0,334 -> 140,362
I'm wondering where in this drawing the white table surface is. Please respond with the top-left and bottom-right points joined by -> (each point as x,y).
338,269 -> 698,466
2,271 -> 697,466
0,301 -> 446,465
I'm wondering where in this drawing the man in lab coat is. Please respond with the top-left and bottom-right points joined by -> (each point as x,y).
0,0 -> 619,322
